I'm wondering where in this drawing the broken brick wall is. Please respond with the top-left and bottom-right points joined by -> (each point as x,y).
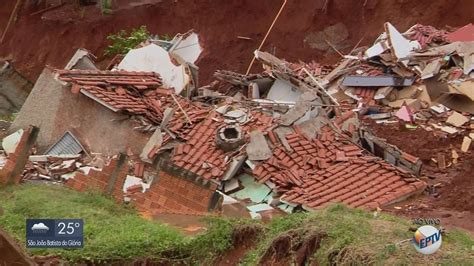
131,165 -> 221,216
10,68 -> 149,155
65,155 -> 128,202
65,156 -> 222,215
0,126 -> 39,186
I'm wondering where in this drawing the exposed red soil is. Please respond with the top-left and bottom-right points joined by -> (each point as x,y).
217,223 -> 264,265
217,238 -> 256,266
368,122 -> 463,163
369,122 -> 474,233
259,230 -> 326,266
0,0 -> 472,86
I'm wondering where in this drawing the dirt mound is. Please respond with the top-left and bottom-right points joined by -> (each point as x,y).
0,0 -> 472,85
439,152 -> 474,212
369,121 -> 474,209
368,122 -> 463,162
368,122 -> 474,232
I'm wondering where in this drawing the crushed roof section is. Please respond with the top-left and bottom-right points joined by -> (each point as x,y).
172,110 -> 274,180
56,69 -> 209,138
251,113 -> 425,210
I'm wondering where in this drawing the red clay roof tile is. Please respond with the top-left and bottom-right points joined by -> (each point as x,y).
252,116 -> 425,210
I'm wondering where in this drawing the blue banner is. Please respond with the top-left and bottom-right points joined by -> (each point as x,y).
26,219 -> 84,248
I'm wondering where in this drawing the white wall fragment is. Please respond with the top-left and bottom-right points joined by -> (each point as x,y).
118,44 -> 189,94
169,32 -> 202,64
2,129 -> 24,155
385,22 -> 421,62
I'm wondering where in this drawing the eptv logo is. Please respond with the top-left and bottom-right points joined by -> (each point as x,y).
412,225 -> 442,255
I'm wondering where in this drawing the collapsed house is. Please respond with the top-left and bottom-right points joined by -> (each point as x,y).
4,21 -> 472,218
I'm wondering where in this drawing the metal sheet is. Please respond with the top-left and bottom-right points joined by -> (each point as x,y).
45,131 -> 84,156
342,75 -> 415,87
230,174 -> 272,203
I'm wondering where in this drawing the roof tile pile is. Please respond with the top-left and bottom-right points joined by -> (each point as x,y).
252,114 -> 425,210
172,110 -> 274,180
405,24 -> 450,48
353,87 -> 377,105
172,112 -> 227,179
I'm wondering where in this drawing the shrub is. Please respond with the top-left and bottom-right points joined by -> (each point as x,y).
104,26 -> 151,56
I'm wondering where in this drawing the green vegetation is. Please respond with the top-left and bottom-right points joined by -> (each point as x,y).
0,184 -> 185,262
104,26 -> 151,56
0,113 -> 17,121
0,184 -> 238,264
242,205 -> 474,265
0,184 -> 473,264
99,0 -> 112,15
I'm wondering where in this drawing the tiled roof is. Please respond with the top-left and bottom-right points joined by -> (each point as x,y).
251,113 -> 425,210
172,112 -> 227,180
349,63 -> 385,77
56,69 -> 209,138
169,107 -> 425,210
171,110 -> 274,180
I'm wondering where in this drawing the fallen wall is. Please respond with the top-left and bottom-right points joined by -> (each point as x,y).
10,68 -> 149,155
64,157 -> 221,216
0,126 -> 39,186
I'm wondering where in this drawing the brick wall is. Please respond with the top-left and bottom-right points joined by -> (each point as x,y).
64,157 -> 222,216
65,155 -> 128,202
0,126 -> 38,186
0,160 -> 17,185
131,169 -> 220,216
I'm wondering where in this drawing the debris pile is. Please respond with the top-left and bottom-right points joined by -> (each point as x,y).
23,155 -> 82,182
319,22 -> 474,174
3,22 -> 473,219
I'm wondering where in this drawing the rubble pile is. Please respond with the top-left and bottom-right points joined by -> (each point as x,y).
319,22 -> 474,174
2,22 -> 473,219
23,155 -> 82,182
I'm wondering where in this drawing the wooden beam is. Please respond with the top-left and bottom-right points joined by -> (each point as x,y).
1,0 -> 23,44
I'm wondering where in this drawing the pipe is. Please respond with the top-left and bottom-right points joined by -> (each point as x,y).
245,0 -> 287,75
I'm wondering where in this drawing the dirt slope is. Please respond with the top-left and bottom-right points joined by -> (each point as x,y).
0,0 -> 472,85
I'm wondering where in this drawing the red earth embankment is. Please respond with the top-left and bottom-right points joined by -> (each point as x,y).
0,0 -> 472,85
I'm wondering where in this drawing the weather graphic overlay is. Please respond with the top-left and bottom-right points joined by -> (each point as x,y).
412,225 -> 442,255
26,219 -> 84,248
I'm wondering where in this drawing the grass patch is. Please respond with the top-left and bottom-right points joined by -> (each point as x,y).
0,184 -> 186,263
242,205 -> 474,265
99,0 -> 112,15
0,184 -> 473,264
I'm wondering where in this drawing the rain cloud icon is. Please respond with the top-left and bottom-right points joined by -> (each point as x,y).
31,223 -> 49,233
